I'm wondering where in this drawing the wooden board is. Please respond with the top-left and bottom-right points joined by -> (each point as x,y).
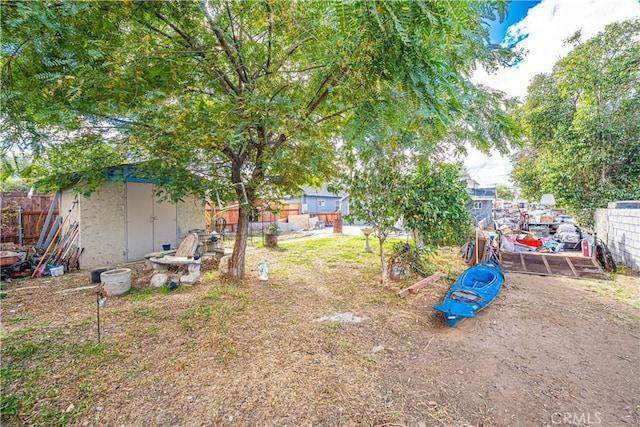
397,272 -> 444,298
500,252 -> 610,280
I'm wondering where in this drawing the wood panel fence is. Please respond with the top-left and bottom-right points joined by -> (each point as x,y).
206,202 -> 341,232
1,192 -> 58,245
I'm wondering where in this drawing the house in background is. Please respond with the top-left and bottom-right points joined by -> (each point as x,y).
466,186 -> 497,227
59,166 -> 204,268
284,185 -> 349,217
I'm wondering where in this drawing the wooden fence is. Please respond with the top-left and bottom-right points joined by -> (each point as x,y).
1,192 -> 58,245
207,202 -> 342,232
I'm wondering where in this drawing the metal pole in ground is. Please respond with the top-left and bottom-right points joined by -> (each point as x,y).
96,290 -> 101,344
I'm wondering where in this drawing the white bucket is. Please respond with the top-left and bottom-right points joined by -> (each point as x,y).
50,265 -> 64,277
100,268 -> 132,296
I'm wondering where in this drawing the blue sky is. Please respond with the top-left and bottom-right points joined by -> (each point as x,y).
464,0 -> 640,188
488,1 -> 540,45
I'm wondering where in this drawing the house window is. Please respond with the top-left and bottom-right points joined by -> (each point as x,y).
318,200 -> 326,207
473,201 -> 482,210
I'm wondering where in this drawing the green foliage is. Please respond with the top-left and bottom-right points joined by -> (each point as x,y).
342,147 -> 406,241
387,241 -> 436,278
512,19 -> 640,225
2,0 -> 516,276
401,162 -> 472,247
265,222 -> 280,236
0,153 -> 36,191
495,184 -> 515,201
339,145 -> 471,282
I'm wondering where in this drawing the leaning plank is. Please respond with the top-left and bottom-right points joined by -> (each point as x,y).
397,272 -> 444,298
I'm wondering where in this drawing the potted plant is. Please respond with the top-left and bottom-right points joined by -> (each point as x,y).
264,223 -> 280,247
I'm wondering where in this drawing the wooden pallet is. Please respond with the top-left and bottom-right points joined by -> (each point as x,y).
500,252 -> 610,280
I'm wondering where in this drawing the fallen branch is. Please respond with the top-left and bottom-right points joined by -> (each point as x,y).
397,272 -> 443,298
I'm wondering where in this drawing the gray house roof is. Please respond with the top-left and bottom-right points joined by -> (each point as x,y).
301,184 -> 348,198
466,187 -> 497,200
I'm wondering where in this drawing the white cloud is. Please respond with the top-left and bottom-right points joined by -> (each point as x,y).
475,0 -> 640,99
465,0 -> 640,187
463,147 -> 513,187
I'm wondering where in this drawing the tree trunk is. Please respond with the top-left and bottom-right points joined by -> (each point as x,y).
412,229 -> 424,248
378,235 -> 388,285
228,208 -> 249,279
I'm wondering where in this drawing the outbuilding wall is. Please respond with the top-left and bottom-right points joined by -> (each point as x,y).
61,182 -> 126,269
594,205 -> 640,271
177,197 -> 206,238
61,182 -> 205,269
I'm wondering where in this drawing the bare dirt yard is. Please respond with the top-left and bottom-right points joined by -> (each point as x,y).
1,234 -> 639,427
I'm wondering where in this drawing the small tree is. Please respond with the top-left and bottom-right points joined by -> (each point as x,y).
340,147 -> 406,284
401,162 -> 472,248
341,146 -> 472,284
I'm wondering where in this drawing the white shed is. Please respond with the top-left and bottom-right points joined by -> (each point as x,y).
59,172 -> 204,269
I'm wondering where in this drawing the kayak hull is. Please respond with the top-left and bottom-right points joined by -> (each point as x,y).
433,261 -> 504,327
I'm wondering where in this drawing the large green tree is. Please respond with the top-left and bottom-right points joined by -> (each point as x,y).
512,19 -> 640,225
2,0 -> 516,277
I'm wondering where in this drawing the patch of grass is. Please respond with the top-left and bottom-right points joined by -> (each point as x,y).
588,281 -> 640,310
7,315 -> 32,322
203,271 -> 219,281
3,341 -> 40,360
130,306 -> 171,321
8,326 -> 37,338
338,341 -> 355,354
132,307 -> 160,318
322,322 -> 343,331
0,336 -> 116,426
1,365 -> 44,419
368,291 -> 404,306
125,288 -> 156,301
330,282 -> 357,298
180,282 -> 249,333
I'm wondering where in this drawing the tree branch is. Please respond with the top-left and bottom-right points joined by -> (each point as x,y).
313,106 -> 357,125
306,65 -> 349,116
152,12 -> 195,49
225,0 -> 250,84
139,11 -> 239,96
200,0 -> 248,88
270,37 -> 313,75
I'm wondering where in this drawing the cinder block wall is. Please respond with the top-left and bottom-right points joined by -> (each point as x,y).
594,207 -> 640,271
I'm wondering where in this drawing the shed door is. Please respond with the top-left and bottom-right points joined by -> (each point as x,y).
125,183 -> 177,262
153,196 -> 177,252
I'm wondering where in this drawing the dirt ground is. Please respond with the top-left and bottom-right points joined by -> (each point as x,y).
1,237 -> 639,427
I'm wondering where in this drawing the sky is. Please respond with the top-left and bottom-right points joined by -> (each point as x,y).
463,0 -> 640,188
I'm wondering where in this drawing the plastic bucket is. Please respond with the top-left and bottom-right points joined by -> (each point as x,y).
50,265 -> 64,277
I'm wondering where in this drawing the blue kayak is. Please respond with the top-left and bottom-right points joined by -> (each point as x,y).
432,261 -> 504,327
